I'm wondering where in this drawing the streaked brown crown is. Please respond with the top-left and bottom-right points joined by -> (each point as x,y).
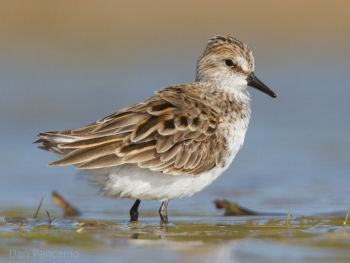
196,35 -> 254,82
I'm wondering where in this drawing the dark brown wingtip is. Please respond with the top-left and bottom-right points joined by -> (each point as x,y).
48,159 -> 67,166
48,161 -> 58,167
33,138 -> 43,144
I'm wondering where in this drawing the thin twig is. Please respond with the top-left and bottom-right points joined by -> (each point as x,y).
52,191 -> 80,217
286,209 -> 291,227
46,210 -> 52,229
33,196 -> 45,219
344,207 -> 350,226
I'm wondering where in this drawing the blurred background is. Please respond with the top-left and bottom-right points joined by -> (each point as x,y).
0,0 -> 349,216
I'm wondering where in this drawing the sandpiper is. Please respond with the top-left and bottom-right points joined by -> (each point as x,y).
35,35 -> 276,223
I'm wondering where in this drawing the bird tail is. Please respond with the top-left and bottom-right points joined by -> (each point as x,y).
34,131 -> 78,155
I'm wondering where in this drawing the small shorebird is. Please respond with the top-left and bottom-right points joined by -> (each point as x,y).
35,35 -> 276,223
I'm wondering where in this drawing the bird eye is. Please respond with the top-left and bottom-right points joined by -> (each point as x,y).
224,59 -> 235,67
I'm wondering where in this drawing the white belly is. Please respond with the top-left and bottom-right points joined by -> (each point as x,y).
86,164 -> 224,201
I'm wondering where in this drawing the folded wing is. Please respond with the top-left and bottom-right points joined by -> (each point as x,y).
36,85 -> 227,175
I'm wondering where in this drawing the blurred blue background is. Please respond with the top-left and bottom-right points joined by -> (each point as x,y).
0,0 -> 349,216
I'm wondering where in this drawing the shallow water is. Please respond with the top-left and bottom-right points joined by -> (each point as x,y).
1,209 -> 350,263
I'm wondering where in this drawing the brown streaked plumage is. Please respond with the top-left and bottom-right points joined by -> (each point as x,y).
35,35 -> 276,223
40,83 -> 227,175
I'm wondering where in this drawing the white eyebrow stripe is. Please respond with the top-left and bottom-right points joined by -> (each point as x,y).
235,56 -> 249,72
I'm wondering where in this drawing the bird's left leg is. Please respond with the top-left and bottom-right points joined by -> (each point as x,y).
130,199 -> 141,222
159,200 -> 169,224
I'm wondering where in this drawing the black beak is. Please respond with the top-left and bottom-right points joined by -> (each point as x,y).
247,72 -> 276,98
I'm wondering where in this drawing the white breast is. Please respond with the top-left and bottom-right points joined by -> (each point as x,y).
219,114 -> 250,170
218,91 -> 251,170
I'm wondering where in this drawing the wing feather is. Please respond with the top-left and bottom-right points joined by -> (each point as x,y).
77,154 -> 123,169
174,146 -> 192,168
59,134 -> 125,149
155,134 -> 175,153
37,84 -> 226,176
48,141 -> 122,166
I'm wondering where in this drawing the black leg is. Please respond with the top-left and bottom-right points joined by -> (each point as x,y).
159,200 -> 169,224
130,199 -> 141,222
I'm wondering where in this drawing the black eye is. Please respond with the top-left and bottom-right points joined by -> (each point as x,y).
224,59 -> 235,67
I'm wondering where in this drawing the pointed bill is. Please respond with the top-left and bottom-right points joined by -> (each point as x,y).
247,72 -> 276,98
